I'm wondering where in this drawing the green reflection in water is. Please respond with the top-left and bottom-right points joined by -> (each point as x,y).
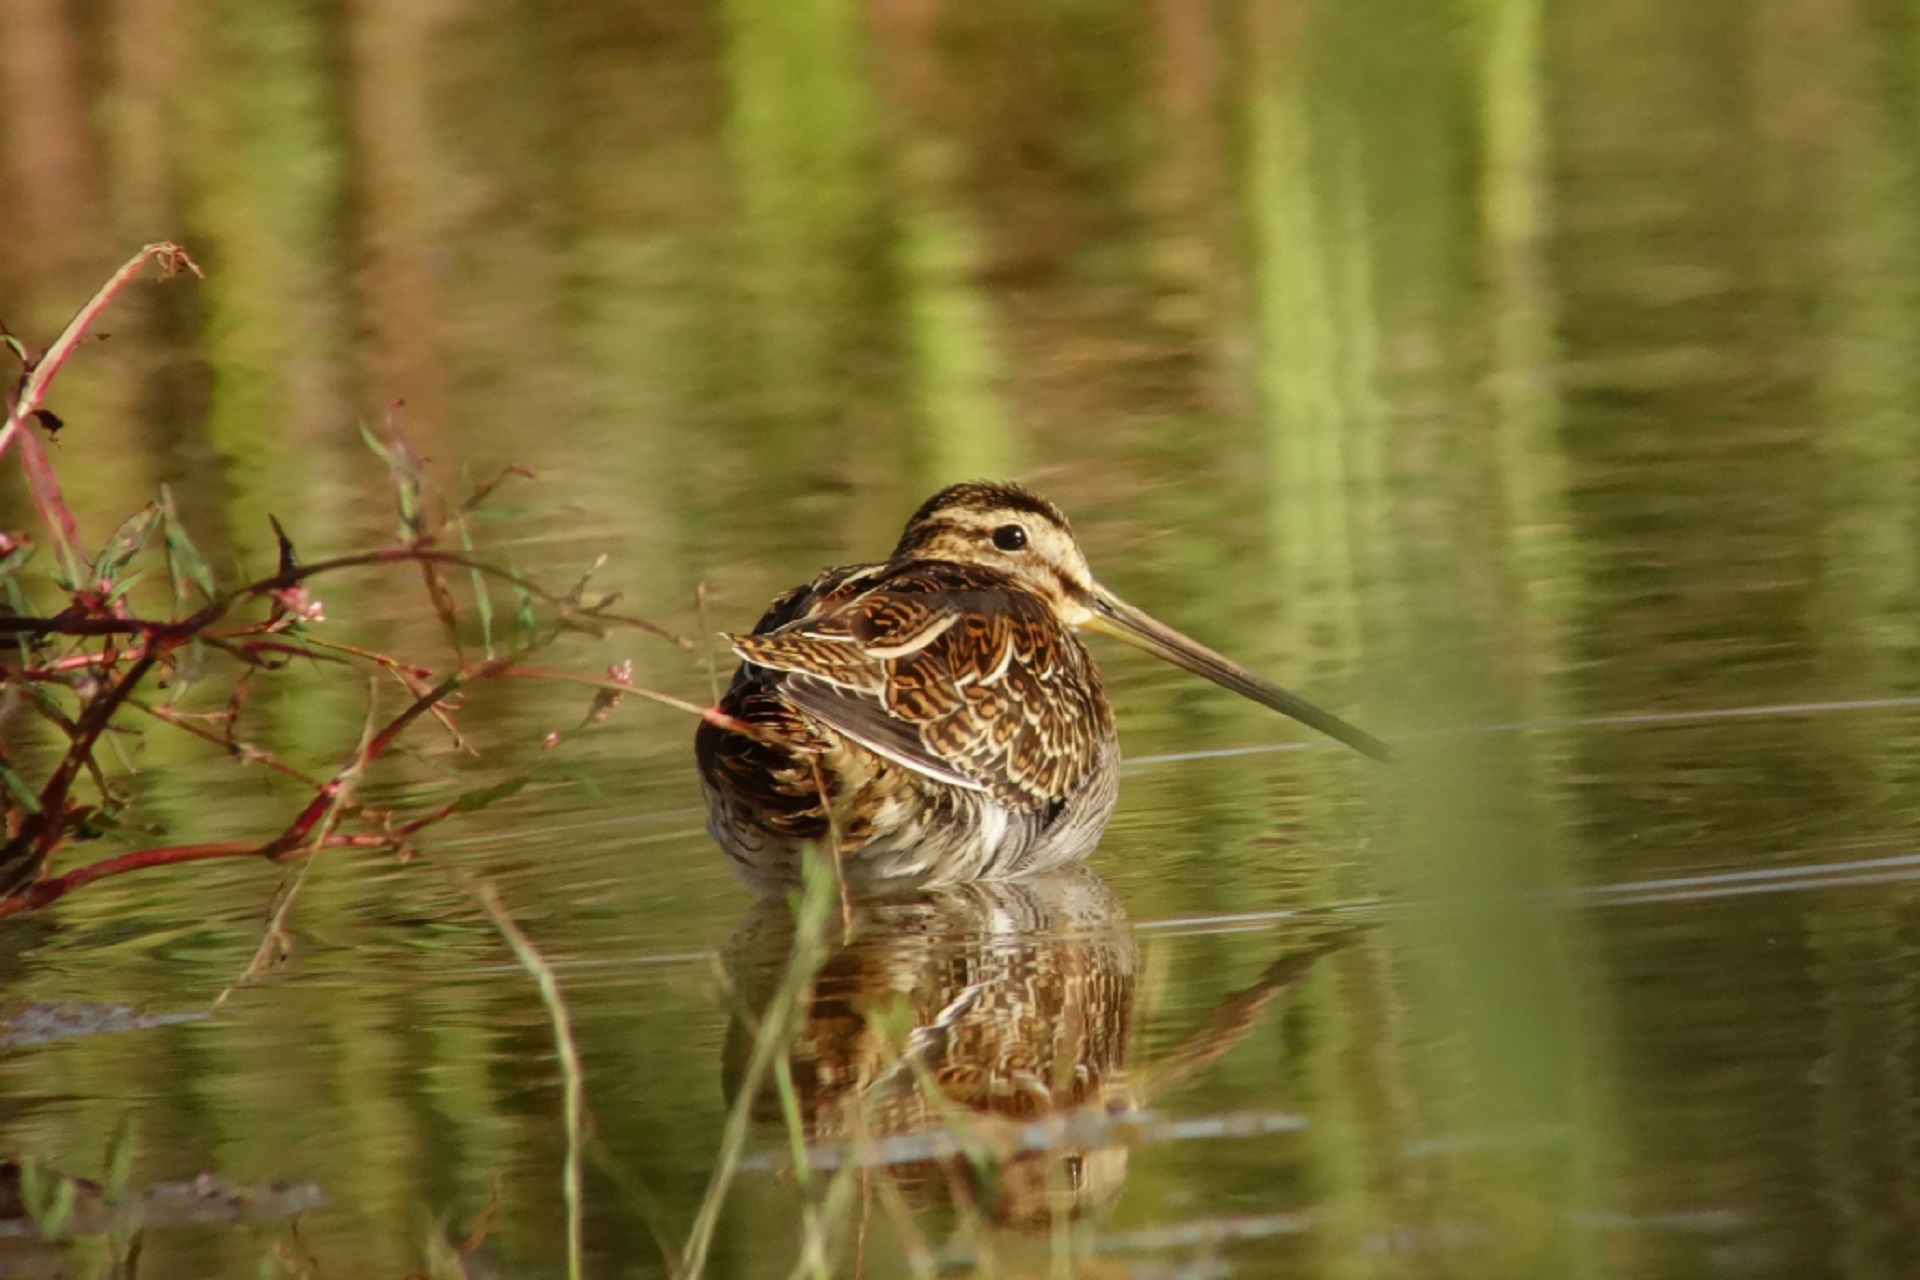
893,135 -> 1017,486
168,0 -> 365,810
178,0 -> 346,538
721,0 -> 876,505
1239,0 -> 1607,1275
1807,11 -> 1920,1276
1241,6 -> 1385,1276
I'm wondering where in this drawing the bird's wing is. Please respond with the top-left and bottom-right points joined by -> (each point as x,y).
726,565 -> 1110,809
779,676 -> 988,793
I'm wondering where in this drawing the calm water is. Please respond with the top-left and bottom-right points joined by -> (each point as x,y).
5,0 -> 1920,1276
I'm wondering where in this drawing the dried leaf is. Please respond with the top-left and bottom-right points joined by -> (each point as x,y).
458,1178 -> 504,1259
268,513 -> 299,576
418,560 -> 460,658
588,660 -> 634,723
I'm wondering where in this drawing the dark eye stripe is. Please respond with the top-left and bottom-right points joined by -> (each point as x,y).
1050,566 -> 1088,603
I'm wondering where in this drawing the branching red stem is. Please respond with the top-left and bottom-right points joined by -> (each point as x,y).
0,245 -> 704,922
261,662 -> 500,859
0,648 -> 158,893
0,834 -> 393,919
0,545 -> 687,644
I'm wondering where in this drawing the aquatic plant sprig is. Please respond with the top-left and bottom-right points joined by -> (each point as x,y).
0,243 -> 703,919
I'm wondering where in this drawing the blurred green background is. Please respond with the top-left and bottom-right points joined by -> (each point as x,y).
4,0 -> 1920,1276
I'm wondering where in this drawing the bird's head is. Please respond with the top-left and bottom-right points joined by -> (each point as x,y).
892,480 -> 1392,762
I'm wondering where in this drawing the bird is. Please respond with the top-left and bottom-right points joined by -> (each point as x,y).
694,481 -> 1389,890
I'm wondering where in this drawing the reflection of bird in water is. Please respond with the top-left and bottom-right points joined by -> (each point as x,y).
696,482 -> 1389,891
722,866 -> 1358,1231
725,867 -> 1135,1226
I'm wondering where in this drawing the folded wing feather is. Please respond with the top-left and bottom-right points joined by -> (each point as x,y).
726,569 -> 1097,809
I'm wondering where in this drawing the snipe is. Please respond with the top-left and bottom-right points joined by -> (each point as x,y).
695,482 -> 1388,889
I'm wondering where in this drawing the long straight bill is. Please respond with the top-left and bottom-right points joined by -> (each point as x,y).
1086,590 -> 1393,762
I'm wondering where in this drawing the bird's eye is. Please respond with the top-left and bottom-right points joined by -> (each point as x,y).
992,524 -> 1028,552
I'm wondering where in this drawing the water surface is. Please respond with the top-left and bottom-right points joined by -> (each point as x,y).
4,0 -> 1920,1276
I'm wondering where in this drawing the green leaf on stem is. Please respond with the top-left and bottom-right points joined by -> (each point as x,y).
102,569 -> 146,605
104,1119 -> 137,1190
394,457 -> 426,542
92,504 -> 161,584
357,421 -> 393,465
456,519 -> 495,660
0,760 -> 44,814
18,1156 -> 76,1238
447,776 -> 530,816
364,422 -> 428,541
0,539 -> 33,583
18,682 -> 76,735
159,487 -> 217,604
514,580 -> 539,648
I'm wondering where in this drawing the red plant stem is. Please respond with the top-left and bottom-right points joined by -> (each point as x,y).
0,545 -> 685,644
262,664 -> 487,859
128,699 -> 326,789
12,430 -> 78,578
200,635 -> 356,670
0,596 -> 699,900
369,663 -> 501,757
0,834 -> 393,919
20,652 -> 115,674
492,664 -> 760,732
6,668 -> 495,904
296,636 -> 433,680
0,243 -> 202,574
0,647 -> 159,891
